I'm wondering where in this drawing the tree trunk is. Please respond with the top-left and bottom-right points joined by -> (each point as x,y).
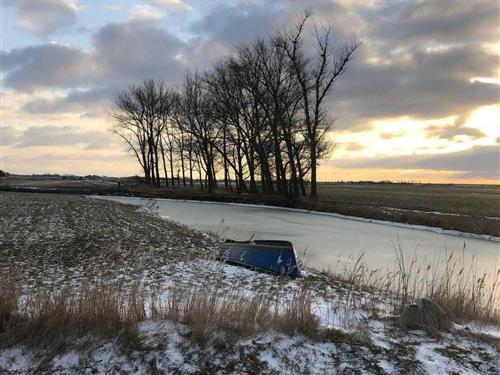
223,127 -> 229,188
142,146 -> 151,185
285,138 -> 299,196
296,159 -> 306,196
180,149 -> 186,186
160,138 -> 169,187
198,166 -> 204,190
188,147 -> 194,186
248,154 -> 257,194
310,138 -> 317,198
169,148 -> 175,186
154,146 -> 161,187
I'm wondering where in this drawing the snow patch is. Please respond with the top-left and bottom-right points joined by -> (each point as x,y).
52,351 -> 80,370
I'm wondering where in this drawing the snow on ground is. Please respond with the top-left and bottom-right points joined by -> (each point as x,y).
2,257 -> 498,374
416,336 -> 500,375
456,322 -> 500,339
51,352 -> 80,371
1,192 -> 499,374
0,348 -> 36,374
2,316 -> 498,374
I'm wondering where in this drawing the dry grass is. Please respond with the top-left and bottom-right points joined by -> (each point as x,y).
329,245 -> 500,325
152,286 -> 319,343
0,279 -> 146,350
392,244 -> 500,324
1,248 -> 498,352
0,277 -> 319,350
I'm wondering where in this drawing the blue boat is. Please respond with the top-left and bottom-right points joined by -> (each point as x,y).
217,240 -> 301,278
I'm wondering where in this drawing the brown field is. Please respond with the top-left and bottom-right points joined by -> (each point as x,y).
317,182 -> 500,218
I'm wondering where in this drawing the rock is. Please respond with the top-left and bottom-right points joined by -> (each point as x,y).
419,298 -> 450,330
400,298 -> 449,331
400,304 -> 421,329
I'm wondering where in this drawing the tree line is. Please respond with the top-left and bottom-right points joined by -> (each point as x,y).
111,12 -> 360,198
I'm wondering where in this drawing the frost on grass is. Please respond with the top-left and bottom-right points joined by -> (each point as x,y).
0,192 -> 499,374
0,192 -> 213,291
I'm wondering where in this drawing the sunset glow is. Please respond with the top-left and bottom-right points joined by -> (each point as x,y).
1,1 -> 499,183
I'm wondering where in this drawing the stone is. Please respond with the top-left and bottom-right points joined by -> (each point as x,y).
400,298 -> 449,331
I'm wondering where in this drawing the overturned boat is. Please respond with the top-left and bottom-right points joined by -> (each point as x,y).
217,240 -> 301,278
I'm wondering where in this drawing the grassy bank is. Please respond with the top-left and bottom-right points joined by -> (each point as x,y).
1,260 -> 498,353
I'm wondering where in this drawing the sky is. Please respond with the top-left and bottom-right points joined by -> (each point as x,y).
0,0 -> 499,184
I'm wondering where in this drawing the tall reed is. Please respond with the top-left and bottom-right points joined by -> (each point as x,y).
330,245 -> 500,324
0,277 -> 319,349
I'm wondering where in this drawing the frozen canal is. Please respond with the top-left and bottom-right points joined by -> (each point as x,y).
98,196 -> 500,276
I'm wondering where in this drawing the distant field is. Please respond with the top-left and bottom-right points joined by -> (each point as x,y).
317,183 -> 500,218
1,176 -> 499,236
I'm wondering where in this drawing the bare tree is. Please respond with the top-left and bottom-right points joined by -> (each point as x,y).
111,11 -> 359,198
111,80 -> 171,187
175,72 -> 221,192
277,11 -> 361,197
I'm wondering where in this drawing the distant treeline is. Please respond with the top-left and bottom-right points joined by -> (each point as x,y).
111,12 -> 360,198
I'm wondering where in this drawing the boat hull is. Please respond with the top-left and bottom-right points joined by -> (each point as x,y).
217,240 -> 301,278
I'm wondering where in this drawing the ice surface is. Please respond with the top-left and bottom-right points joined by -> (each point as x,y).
97,196 -> 500,277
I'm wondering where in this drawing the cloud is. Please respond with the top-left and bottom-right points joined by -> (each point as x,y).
372,1 -> 500,46
6,0 -> 496,123
330,44 -> 500,128
339,142 -> 365,152
2,12 -> 228,110
1,0 -> 499,168
452,170 -> 499,180
379,131 -> 406,140
425,115 -> 486,141
191,2 -> 293,45
2,18 -> 188,94
21,87 -> 115,114
150,0 -> 191,12
0,126 -> 21,146
131,4 -> 164,20
16,0 -> 78,35
12,126 -> 114,150
1,149 -> 137,176
333,146 -> 500,179
189,1 -> 499,130
1,44 -> 97,92
93,19 -> 186,82
3,0 -> 498,117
